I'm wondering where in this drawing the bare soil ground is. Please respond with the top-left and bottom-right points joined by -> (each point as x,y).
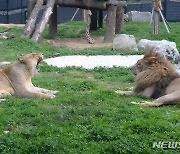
0,24 -> 112,49
0,24 -> 25,28
46,36 -> 112,49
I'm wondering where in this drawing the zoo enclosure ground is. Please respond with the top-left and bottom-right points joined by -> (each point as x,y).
0,21 -> 179,153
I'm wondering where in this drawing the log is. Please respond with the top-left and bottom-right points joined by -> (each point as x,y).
115,5 -> 124,34
104,4 -> 117,43
32,0 -> 56,42
53,0 -> 107,10
98,10 -> 103,28
90,9 -> 97,30
51,0 -> 126,10
48,4 -> 57,38
21,0 -> 44,38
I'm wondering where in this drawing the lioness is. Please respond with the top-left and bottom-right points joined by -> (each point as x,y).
0,53 -> 58,102
116,51 -> 180,107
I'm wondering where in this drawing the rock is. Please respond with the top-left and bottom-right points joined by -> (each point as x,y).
126,11 -> 151,22
154,43 -> 180,64
137,39 -> 170,51
113,34 -> 138,51
137,39 -> 180,64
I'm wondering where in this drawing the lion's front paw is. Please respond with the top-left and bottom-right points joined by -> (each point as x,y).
115,90 -> 133,96
130,101 -> 160,107
140,101 -> 162,107
130,101 -> 141,105
115,90 -> 127,95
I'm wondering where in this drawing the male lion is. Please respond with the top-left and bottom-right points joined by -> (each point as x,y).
0,53 -> 58,102
116,51 -> 180,107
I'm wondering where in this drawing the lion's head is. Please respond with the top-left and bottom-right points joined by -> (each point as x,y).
130,51 -> 179,95
18,53 -> 43,75
130,51 -> 176,76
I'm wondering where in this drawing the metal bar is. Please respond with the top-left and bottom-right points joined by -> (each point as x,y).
71,8 -> 79,21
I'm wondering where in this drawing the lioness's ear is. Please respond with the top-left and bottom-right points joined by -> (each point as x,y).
18,58 -> 25,63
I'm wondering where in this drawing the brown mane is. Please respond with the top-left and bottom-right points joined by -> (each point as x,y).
134,51 -> 179,98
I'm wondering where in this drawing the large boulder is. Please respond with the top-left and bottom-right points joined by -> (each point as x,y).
113,34 -> 138,51
126,11 -> 151,22
137,39 -> 169,51
154,43 -> 180,64
137,39 -> 180,64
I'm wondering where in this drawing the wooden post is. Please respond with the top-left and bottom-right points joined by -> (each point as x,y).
98,10 -> 103,28
31,0 -> 55,42
104,3 -> 117,43
152,10 -> 160,35
48,4 -> 57,39
115,5 -> 124,34
152,0 -> 162,35
21,0 -> 44,38
82,9 -> 88,21
90,9 -> 97,30
27,0 -> 36,18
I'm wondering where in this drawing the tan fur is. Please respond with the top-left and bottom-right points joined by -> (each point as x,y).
0,53 -> 58,102
116,51 -> 180,107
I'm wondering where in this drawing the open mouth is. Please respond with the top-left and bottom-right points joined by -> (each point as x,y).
36,57 -> 43,72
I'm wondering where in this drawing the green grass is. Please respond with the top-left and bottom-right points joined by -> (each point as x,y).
0,21 -> 179,153
0,21 -> 180,61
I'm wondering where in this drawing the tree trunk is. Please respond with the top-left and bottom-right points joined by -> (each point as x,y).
104,4 -> 117,43
115,5 -> 124,34
152,10 -> 159,35
32,0 -> 55,42
48,4 -> 57,39
90,9 -> 97,30
98,10 -> 103,28
21,0 -> 44,38
27,0 -> 36,18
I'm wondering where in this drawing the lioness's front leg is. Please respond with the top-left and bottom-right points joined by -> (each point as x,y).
0,90 -> 12,103
18,90 -> 55,98
33,87 -> 58,95
30,83 -> 58,95
0,90 -> 11,97
115,90 -> 135,96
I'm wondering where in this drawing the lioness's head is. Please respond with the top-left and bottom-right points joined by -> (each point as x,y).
130,51 -> 173,75
18,53 -> 43,75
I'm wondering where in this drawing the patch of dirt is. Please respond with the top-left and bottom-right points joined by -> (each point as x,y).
46,36 -> 112,49
0,24 -> 25,28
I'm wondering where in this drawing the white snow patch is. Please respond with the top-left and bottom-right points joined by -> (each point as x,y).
44,55 -> 143,69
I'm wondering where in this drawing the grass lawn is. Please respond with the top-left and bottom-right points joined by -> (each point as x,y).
0,21 -> 179,153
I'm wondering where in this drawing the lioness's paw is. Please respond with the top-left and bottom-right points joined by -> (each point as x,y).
0,99 -> 6,103
52,90 -> 59,94
50,94 -> 56,99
